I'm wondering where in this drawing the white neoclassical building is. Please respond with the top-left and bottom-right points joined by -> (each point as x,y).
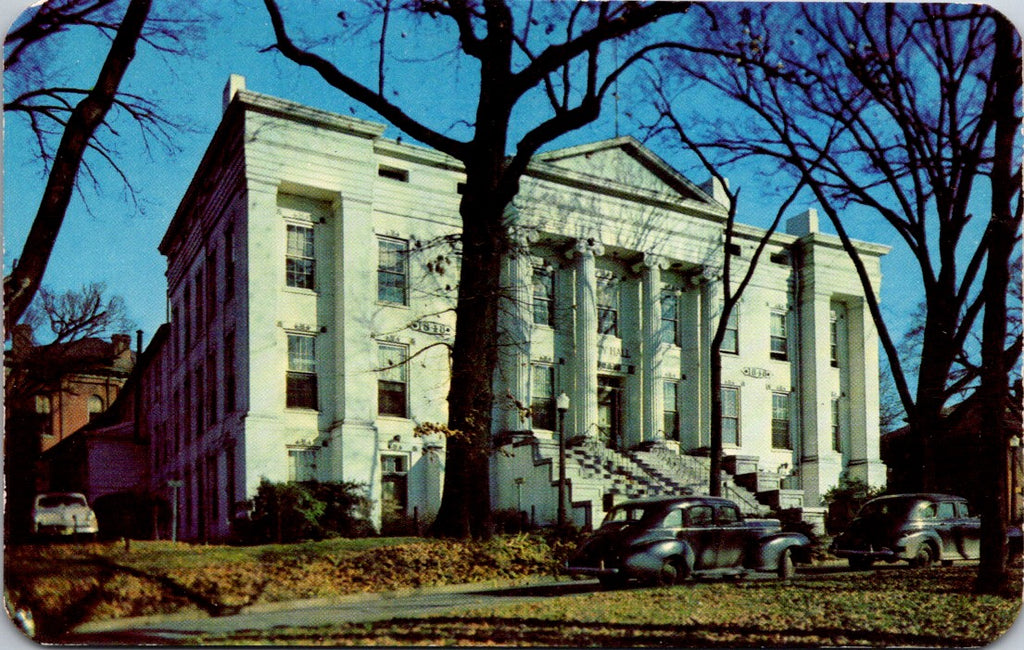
148,76 -> 887,541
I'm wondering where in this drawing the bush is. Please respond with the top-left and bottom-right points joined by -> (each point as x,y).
247,480 -> 373,544
822,477 -> 885,535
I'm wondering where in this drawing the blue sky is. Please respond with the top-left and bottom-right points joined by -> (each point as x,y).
3,0 -> 1022,355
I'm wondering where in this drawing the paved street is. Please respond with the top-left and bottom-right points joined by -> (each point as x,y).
65,576 -> 601,644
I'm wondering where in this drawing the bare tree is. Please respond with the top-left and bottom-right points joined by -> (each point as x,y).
22,282 -> 134,345
656,3 -> 1021,594
4,0 -> 200,333
262,0 -> 718,538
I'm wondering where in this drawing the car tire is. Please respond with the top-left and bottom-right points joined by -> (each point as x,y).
655,558 -> 688,586
777,548 -> 795,580
848,557 -> 874,570
911,545 -> 934,569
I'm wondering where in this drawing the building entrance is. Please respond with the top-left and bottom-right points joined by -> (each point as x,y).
598,375 -> 623,449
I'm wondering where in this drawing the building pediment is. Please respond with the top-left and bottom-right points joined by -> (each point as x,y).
534,137 -> 718,206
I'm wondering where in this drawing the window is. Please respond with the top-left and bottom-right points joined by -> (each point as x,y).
662,509 -> 684,528
770,310 -> 788,360
831,398 -> 842,452
88,395 -> 104,422
772,392 -> 792,449
721,386 -> 739,445
194,366 -> 204,434
381,454 -> 408,512
663,381 -> 680,440
378,238 -> 408,305
224,225 -> 235,297
597,276 -> 619,336
686,505 -> 714,526
378,344 -> 408,417
288,448 -> 316,482
830,309 -> 840,367
937,502 -> 956,520
223,331 -> 236,414
531,364 -> 555,430
34,394 -> 51,415
716,504 -> 741,524
722,306 -> 738,354
194,269 -> 204,335
206,251 -> 217,323
660,290 -> 679,345
532,267 -> 554,326
184,284 -> 192,349
286,224 -> 315,289
286,334 -> 318,409
206,352 -> 218,426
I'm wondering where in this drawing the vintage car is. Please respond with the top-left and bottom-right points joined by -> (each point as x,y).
566,495 -> 812,586
830,493 -> 980,569
31,492 -> 99,538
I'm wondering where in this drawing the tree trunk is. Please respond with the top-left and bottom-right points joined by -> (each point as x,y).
974,11 -> 1019,596
3,0 -> 152,331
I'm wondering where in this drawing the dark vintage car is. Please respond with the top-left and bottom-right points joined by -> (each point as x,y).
830,493 -> 981,569
566,496 -> 812,586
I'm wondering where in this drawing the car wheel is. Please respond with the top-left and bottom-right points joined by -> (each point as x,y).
655,558 -> 688,586
911,545 -> 934,569
777,548 -> 795,580
848,557 -> 874,570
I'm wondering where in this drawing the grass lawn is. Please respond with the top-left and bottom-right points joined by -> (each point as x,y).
189,565 -> 1023,647
4,534 -> 566,640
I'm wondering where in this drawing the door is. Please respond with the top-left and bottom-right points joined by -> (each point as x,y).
598,376 -> 622,449
713,503 -> 746,568
680,504 -> 717,570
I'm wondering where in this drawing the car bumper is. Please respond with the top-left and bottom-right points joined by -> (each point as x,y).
35,523 -> 98,535
565,562 -> 621,578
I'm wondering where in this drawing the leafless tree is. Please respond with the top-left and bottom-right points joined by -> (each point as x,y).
4,0 -> 199,334
22,282 -> 134,345
656,3 -> 1021,594
262,0 -> 723,538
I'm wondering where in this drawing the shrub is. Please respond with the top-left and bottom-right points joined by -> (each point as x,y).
247,480 -> 373,544
822,477 -> 885,535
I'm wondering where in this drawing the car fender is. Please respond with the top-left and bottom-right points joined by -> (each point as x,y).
752,532 -> 811,570
623,539 -> 694,578
896,530 -> 940,560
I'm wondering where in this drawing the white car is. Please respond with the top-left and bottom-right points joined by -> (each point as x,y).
31,492 -> 99,538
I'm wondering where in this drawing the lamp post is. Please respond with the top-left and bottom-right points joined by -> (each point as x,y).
556,392 -> 570,529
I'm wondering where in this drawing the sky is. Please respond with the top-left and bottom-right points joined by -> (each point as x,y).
2,0 -> 1023,358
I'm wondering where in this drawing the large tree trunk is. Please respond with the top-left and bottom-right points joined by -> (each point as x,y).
974,11 -> 1020,596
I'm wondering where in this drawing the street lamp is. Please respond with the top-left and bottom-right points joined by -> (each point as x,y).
556,392 -> 570,529
167,479 -> 183,542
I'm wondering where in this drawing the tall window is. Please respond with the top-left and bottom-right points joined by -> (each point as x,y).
223,331 -> 236,414
224,225 -> 235,297
532,267 -> 554,326
286,334 -> 318,409
378,344 -> 408,417
661,290 -> 679,345
770,310 -> 788,360
205,251 -> 217,323
721,386 -> 739,445
287,448 -> 316,482
830,308 -> 840,367
832,398 -> 842,452
530,364 -> 555,430
722,306 -> 739,354
378,237 -> 408,305
286,224 -> 315,289
184,284 -> 192,349
381,454 -> 408,513
194,366 -> 204,434
772,392 -> 792,449
206,352 -> 218,426
597,276 -> 619,336
663,381 -> 680,440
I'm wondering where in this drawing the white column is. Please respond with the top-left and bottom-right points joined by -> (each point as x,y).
637,254 -> 666,445
797,289 -> 841,503
846,297 -> 887,487
496,227 -> 534,434
568,238 -> 604,440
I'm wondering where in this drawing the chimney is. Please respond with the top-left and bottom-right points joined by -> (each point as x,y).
10,324 -> 35,356
786,208 -> 819,237
111,333 -> 131,357
699,176 -> 731,207
223,73 -> 246,113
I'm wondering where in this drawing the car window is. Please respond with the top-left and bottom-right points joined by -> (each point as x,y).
37,494 -> 87,508
936,502 -> 956,519
916,502 -> 938,519
955,502 -> 975,518
685,505 -> 714,526
661,509 -> 684,528
604,505 -> 652,524
716,505 -> 741,524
